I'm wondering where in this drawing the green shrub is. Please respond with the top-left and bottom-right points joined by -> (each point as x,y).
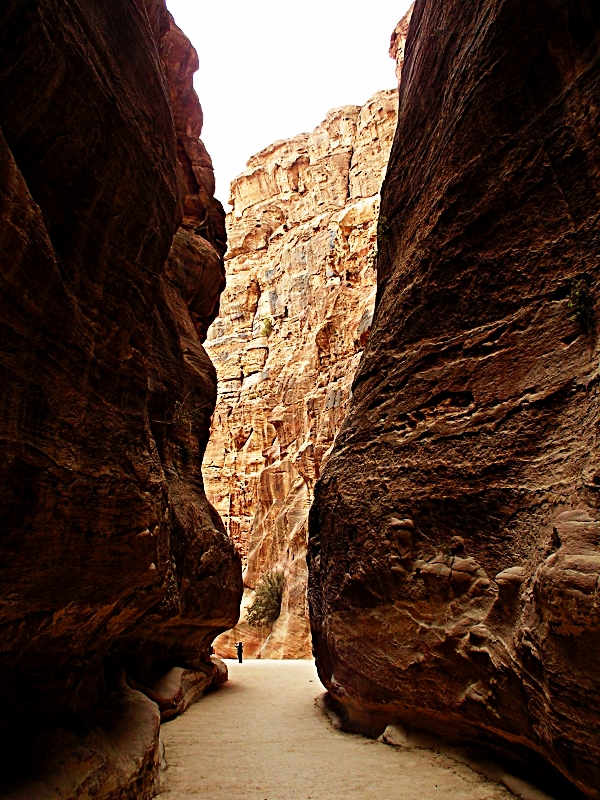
246,570 -> 284,628
568,277 -> 594,335
377,215 -> 390,242
170,394 -> 210,427
261,316 -> 273,337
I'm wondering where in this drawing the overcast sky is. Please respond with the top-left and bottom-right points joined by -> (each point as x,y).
166,0 -> 413,205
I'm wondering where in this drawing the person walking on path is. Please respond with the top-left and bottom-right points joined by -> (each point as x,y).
235,641 -> 243,663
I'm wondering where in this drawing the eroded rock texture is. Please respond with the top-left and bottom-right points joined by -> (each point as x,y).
389,4 -> 413,84
204,89 -> 399,658
308,0 -> 600,796
0,0 -> 241,796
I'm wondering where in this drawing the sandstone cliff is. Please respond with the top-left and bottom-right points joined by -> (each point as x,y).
308,1 -> 600,797
0,1 -> 241,797
204,88 -> 399,658
389,4 -> 414,84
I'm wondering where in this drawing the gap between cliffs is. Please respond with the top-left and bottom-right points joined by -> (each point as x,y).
202,7 -> 415,662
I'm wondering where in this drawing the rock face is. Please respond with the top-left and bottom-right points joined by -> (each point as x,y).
308,0 -> 600,797
0,0 -> 241,796
204,88 -> 399,658
389,4 -> 413,84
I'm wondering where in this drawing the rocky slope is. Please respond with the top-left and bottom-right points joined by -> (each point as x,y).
0,1 -> 241,796
308,0 -> 600,797
204,82 -> 402,657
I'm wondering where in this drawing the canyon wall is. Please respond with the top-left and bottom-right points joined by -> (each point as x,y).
0,1 -> 241,796
308,0 -> 600,797
389,4 -> 413,84
204,84 -> 401,657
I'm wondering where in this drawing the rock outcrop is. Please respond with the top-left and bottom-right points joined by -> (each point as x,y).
204,85 -> 400,658
308,0 -> 600,797
389,4 -> 413,84
0,1 -> 241,796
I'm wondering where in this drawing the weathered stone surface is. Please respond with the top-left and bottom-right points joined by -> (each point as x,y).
204,87 -> 400,658
127,656 -> 228,722
2,679 -> 162,800
0,0 -> 241,795
389,3 -> 413,84
308,0 -> 600,797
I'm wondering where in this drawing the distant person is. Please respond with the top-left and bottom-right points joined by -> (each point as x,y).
235,641 -> 243,663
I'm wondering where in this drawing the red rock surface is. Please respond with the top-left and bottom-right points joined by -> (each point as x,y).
308,1 -> 600,797
0,0 -> 241,795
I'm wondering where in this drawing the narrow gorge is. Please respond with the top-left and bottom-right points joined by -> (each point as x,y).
203,86 -> 403,659
1,1 -> 599,799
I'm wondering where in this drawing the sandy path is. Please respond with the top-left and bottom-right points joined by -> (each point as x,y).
157,660 -> 534,800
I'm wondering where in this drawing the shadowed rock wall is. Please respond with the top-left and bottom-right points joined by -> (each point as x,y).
204,88 -> 400,658
0,0 -> 241,795
308,0 -> 600,796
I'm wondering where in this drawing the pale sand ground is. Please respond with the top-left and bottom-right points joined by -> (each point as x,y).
156,659 -> 549,800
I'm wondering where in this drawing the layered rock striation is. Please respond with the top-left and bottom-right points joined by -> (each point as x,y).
308,0 -> 600,797
204,88 -> 400,658
0,0 -> 241,796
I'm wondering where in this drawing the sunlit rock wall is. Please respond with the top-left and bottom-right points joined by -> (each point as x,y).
204,88 -> 399,658
308,1 -> 600,797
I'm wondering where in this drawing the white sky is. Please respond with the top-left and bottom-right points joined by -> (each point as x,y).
166,0 -> 413,205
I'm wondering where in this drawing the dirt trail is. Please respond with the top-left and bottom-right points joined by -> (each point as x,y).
157,660 -> 546,800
